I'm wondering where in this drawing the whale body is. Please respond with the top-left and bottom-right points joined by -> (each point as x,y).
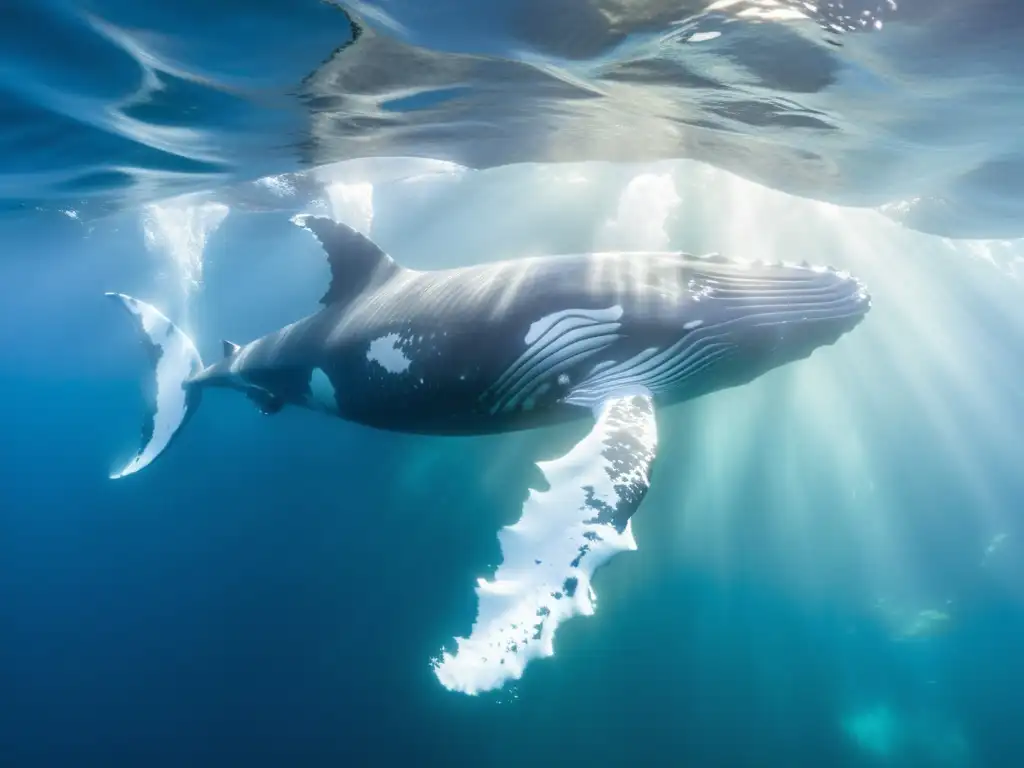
107,216 -> 870,694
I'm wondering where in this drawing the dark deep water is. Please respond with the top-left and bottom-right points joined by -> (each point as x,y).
3,2 -> 1024,767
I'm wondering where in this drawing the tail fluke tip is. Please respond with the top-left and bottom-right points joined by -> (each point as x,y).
106,293 -> 204,480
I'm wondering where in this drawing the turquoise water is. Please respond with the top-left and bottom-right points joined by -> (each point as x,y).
3,2 -> 1024,766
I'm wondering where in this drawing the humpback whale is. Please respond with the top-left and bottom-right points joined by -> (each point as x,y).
106,216 -> 870,695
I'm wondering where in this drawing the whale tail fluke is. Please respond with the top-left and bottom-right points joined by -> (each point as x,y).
105,293 -> 204,480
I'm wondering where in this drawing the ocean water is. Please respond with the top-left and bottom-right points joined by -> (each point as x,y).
2,1 -> 1024,766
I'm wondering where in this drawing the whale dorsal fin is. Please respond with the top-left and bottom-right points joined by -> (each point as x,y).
222,340 -> 241,358
296,216 -> 401,307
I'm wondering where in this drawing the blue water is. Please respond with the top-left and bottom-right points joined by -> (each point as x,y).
3,2 -> 1024,766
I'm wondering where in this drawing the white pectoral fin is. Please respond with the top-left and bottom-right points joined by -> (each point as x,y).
433,388 -> 658,695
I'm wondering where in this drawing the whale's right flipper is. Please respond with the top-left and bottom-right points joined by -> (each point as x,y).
434,389 -> 658,695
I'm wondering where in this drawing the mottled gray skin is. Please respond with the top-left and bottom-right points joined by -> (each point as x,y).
190,218 -> 870,435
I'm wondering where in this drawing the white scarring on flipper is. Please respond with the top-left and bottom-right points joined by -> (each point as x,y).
433,387 -> 658,695
105,293 -> 204,479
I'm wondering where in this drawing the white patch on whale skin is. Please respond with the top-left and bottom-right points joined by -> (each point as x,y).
683,319 -> 703,330
308,367 -> 338,412
367,333 -> 412,374
433,390 -> 658,696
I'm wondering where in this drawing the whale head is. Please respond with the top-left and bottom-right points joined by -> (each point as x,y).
676,256 -> 870,392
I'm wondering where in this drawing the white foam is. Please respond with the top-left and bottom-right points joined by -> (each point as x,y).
433,391 -> 658,695
597,173 -> 680,251
141,200 -> 230,306
324,182 -> 374,235
255,174 -> 297,197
